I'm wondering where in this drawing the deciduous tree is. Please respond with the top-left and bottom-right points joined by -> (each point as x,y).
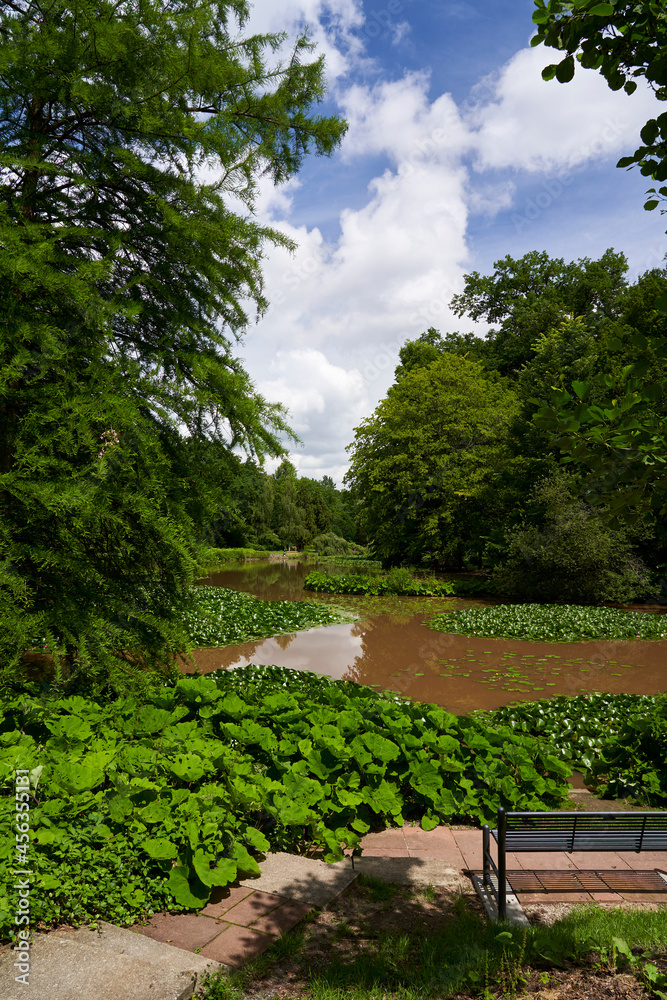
345,355 -> 519,568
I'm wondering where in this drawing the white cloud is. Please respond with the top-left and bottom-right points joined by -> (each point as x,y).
339,73 -> 467,164
468,46 -> 659,173
245,0 -> 365,82
231,23 -> 664,483
257,349 -> 368,482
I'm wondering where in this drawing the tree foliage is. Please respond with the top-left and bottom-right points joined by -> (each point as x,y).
492,469 -> 652,603
349,249 -> 667,594
345,354 -> 519,568
0,0 -> 346,685
532,0 -> 667,187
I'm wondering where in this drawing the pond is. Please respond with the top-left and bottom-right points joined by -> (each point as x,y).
187,560 -> 667,715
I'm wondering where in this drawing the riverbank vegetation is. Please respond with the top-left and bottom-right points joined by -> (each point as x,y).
345,250 -> 667,605
0,666 -> 573,938
1,667 -> 665,944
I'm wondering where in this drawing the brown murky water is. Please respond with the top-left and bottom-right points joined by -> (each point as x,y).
187,561 -> 667,714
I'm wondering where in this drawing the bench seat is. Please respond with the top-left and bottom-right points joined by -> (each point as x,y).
482,807 -> 667,919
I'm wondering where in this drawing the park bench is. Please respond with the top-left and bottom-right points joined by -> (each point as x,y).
482,807 -> 667,919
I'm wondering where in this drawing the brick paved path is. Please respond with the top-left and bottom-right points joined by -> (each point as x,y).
133,824 -> 667,967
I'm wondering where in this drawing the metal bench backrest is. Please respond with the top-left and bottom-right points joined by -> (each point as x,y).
493,810 -> 667,853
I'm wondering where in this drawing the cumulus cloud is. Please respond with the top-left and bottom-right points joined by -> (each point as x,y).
257,349 -> 368,482
467,46 -> 659,173
245,0 -> 365,82
228,7 -> 663,483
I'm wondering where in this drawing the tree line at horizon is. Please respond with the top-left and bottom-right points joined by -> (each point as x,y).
345,248 -> 667,604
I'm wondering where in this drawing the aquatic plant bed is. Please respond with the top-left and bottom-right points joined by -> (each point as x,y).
481,692 -> 667,806
482,692 -> 662,766
182,585 -> 352,646
0,666 -> 571,938
427,603 -> 667,643
304,570 -> 493,597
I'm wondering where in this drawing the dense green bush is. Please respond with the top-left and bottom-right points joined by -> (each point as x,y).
493,471 -> 653,603
0,667 -> 571,937
304,532 -> 367,557
428,602 -> 667,642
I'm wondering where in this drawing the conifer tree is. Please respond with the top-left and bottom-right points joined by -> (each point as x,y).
0,0 -> 346,686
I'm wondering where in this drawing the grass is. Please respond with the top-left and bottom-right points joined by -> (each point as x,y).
182,585 -> 354,646
427,602 -> 667,643
196,547 -> 275,573
194,889 -> 667,1000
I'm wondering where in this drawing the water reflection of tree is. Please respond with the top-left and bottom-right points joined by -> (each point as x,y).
343,617 -> 459,696
210,560 -> 319,601
273,633 -> 297,651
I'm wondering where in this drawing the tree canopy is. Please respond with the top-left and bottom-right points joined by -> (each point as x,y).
0,0 -> 346,686
345,354 -> 519,568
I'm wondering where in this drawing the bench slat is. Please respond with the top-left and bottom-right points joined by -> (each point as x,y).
490,810 -> 667,855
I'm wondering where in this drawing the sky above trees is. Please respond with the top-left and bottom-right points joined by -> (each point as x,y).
233,0 -> 666,484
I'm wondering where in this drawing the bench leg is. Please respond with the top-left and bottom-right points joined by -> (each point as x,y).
498,815 -> 507,921
482,825 -> 490,887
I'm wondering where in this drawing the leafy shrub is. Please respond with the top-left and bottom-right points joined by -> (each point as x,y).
182,586 -> 352,645
492,470 -> 653,603
0,667 -> 571,937
304,533 -> 366,557
428,603 -> 667,642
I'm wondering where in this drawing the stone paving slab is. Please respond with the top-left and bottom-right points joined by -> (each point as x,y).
0,928 -> 219,1000
239,852 -> 358,908
202,885 -> 255,919
199,924 -> 277,968
137,913 -> 223,952
352,855 -> 468,888
54,922 -> 221,973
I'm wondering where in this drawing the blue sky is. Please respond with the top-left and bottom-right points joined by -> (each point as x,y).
233,0 -> 666,484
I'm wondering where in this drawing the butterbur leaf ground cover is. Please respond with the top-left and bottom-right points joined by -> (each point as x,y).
0,666 -> 571,939
428,603 -> 667,643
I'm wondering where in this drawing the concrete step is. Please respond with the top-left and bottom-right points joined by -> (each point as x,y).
0,922 -> 222,1000
239,852 -> 359,908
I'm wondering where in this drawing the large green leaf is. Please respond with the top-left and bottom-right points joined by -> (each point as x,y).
51,762 -> 104,793
167,866 -> 210,908
143,837 -> 178,860
192,850 -> 237,887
